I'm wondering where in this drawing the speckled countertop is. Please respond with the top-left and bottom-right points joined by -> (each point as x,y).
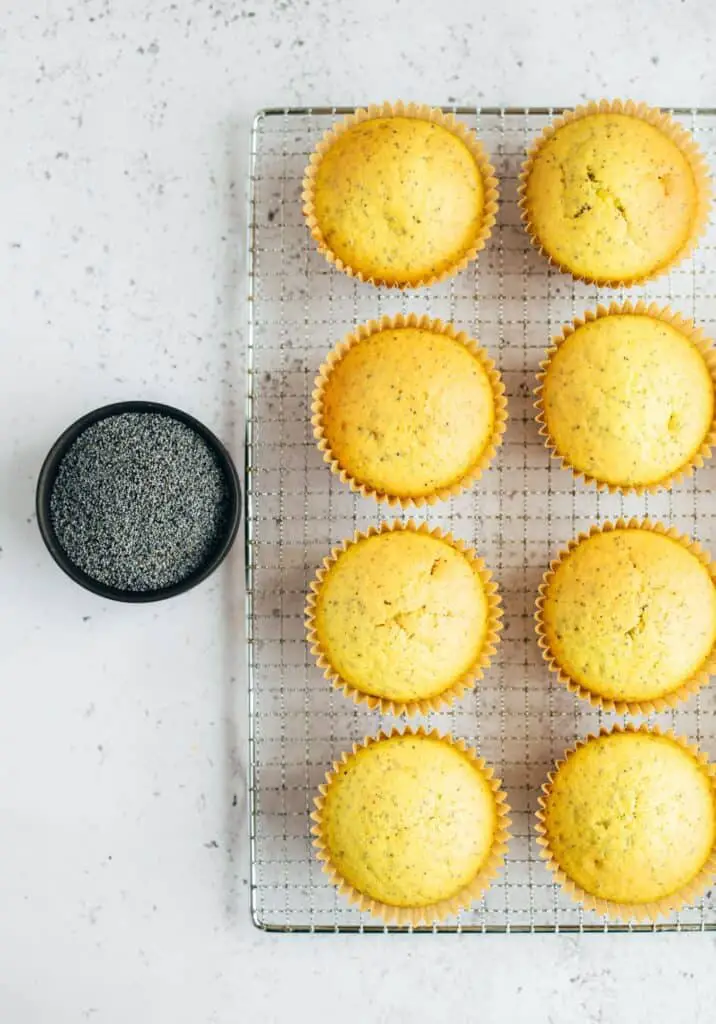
2,1 -> 716,1021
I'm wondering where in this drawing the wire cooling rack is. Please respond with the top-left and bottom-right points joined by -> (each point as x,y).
245,107 -> 716,933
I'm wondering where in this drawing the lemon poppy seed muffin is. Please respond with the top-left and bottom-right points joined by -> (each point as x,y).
539,306 -> 715,491
312,731 -> 510,922
521,101 -> 710,285
538,729 -> 716,916
307,524 -> 501,714
313,316 -> 506,505
538,524 -> 716,711
303,104 -> 498,287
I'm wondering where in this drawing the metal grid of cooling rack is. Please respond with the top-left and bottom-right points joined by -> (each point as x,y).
245,107 -> 716,933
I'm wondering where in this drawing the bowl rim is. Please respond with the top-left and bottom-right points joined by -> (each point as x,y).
35,400 -> 242,603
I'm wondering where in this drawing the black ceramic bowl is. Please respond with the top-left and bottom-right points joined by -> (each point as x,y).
36,400 -> 241,603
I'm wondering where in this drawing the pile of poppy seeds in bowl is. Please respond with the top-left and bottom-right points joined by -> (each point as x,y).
49,412 -> 231,593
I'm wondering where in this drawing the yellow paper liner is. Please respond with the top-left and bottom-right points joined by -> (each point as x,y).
312,312 -> 508,508
535,518 -> 716,715
305,519 -> 503,717
518,99 -> 713,287
535,724 -> 716,923
535,300 -> 716,494
311,726 -> 512,926
302,100 -> 499,289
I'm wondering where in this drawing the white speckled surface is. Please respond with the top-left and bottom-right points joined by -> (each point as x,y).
2,0 -> 716,1020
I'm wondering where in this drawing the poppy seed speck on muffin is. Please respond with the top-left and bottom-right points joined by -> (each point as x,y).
49,412 -> 230,592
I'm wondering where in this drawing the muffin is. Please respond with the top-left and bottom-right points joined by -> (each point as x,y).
519,99 -> 711,286
306,521 -> 502,716
311,728 -> 511,925
536,520 -> 716,714
537,726 -> 716,921
536,301 -> 716,492
312,313 -> 507,506
302,101 -> 498,288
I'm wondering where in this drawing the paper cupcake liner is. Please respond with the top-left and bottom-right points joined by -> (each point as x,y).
311,726 -> 512,926
535,518 -> 716,715
535,299 -> 716,494
302,101 -> 499,289
518,99 -> 713,287
536,724 -> 716,923
305,519 -> 503,717
312,312 -> 508,508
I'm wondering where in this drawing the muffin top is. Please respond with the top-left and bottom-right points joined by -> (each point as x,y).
322,733 -> 497,907
542,731 -> 716,905
524,113 -> 699,283
541,528 -> 716,704
319,326 -> 497,499
314,530 -> 489,703
541,313 -> 714,488
312,116 -> 485,285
